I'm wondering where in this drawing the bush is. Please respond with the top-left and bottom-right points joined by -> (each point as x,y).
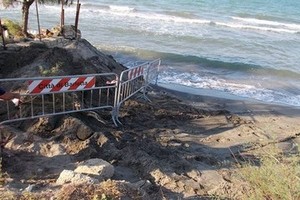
238,145 -> 300,200
2,19 -> 23,38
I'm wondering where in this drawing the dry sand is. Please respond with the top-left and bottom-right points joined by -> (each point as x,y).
1,85 -> 300,199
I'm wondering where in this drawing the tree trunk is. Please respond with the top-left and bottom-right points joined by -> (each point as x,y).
22,0 -> 35,37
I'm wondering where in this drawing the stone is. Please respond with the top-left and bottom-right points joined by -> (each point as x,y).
39,142 -> 66,157
75,120 -> 94,140
62,25 -> 79,40
74,158 -> 114,181
200,169 -> 226,194
58,117 -> 94,140
56,169 -> 99,185
186,169 -> 202,181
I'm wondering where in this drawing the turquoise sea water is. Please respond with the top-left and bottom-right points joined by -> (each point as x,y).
1,0 -> 300,107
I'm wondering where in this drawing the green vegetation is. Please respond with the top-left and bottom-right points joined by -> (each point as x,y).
1,0 -> 14,8
1,0 -> 72,37
238,145 -> 300,200
2,19 -> 23,38
39,62 -> 62,76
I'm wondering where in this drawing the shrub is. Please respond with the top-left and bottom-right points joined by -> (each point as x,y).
238,145 -> 300,200
2,19 -> 23,38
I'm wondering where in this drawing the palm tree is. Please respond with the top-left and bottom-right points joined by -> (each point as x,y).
1,0 -> 70,37
21,0 -> 35,37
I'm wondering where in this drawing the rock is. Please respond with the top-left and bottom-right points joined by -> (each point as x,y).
51,26 -> 62,37
74,158 -> 114,181
62,25 -> 80,40
39,142 -> 66,157
276,141 -> 299,154
186,169 -> 202,181
27,116 -> 60,135
131,180 -> 152,190
54,117 -> 94,140
74,120 -> 94,141
56,169 -> 99,185
200,169 -> 226,194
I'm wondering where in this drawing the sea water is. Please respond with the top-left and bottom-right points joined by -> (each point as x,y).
1,0 -> 300,107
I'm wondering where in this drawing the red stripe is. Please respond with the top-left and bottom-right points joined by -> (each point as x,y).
31,79 -> 52,94
129,69 -> 134,79
128,70 -> 133,80
138,66 -> 142,76
134,68 -> 138,78
84,77 -> 96,89
68,77 -> 86,91
50,78 -> 71,92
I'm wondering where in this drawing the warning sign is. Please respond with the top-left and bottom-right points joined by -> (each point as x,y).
28,76 -> 96,94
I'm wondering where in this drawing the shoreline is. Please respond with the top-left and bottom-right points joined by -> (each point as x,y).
108,49 -> 300,109
153,83 -> 300,118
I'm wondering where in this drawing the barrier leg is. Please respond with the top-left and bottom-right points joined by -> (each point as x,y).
136,86 -> 151,102
112,116 -> 118,127
112,107 -> 122,126
115,105 -> 123,126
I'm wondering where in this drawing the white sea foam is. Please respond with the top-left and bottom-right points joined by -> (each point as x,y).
21,2 -> 299,36
217,22 -> 299,33
81,7 -> 210,25
232,17 -> 300,30
109,5 -> 135,12
159,71 -> 300,107
79,5 -> 300,34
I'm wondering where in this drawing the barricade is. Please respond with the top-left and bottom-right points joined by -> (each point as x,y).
146,59 -> 161,85
0,59 -> 161,127
0,73 -> 119,126
114,59 -> 161,125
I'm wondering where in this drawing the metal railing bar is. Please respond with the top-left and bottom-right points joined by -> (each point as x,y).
0,105 -> 114,125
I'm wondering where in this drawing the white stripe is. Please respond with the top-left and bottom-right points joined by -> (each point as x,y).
85,76 -> 95,88
41,79 -> 61,93
77,77 -> 93,90
60,77 -> 78,92
28,80 -> 43,93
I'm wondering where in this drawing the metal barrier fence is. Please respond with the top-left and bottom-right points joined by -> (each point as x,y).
0,59 -> 161,127
146,59 -> 161,85
114,59 -> 161,125
0,73 -> 119,126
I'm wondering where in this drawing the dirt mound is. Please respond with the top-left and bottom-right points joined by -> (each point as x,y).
0,90 -> 245,199
0,38 -> 126,80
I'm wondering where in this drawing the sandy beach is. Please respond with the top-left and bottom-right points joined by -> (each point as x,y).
1,82 -> 299,199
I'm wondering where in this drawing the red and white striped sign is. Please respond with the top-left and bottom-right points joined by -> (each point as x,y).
28,76 -> 96,94
128,66 -> 144,80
